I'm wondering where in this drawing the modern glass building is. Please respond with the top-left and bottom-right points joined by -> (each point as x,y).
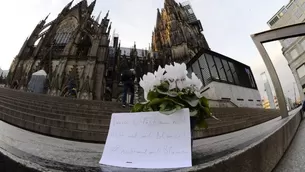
187,48 -> 262,108
187,49 -> 257,89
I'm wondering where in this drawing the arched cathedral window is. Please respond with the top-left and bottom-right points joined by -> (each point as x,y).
54,17 -> 78,45
53,17 -> 78,55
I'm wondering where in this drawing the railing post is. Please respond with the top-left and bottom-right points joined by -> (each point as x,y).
251,38 -> 288,118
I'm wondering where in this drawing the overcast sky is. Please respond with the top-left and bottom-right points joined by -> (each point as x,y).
0,0 -> 299,100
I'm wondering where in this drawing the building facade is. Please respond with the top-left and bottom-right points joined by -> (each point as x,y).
105,38 -> 153,102
267,0 -> 305,100
7,0 -> 112,100
187,49 -> 262,108
151,0 -> 210,68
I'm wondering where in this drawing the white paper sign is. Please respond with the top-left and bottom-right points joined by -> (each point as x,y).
99,109 -> 192,169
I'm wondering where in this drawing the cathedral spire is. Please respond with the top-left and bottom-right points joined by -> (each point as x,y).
104,10 -> 109,19
96,11 -> 102,23
88,0 -> 96,14
60,0 -> 74,15
44,13 -> 51,21
64,0 -> 74,10
156,8 -> 162,27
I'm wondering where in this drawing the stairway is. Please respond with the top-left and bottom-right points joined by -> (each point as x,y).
0,88 -> 280,143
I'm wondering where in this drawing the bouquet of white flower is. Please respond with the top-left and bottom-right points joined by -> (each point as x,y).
132,62 -> 215,129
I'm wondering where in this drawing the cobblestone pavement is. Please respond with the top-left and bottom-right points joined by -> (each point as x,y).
273,112 -> 305,172
0,108 -> 300,171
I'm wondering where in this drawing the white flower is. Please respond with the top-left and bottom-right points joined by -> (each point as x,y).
139,62 -> 204,100
186,73 -> 203,98
154,66 -> 165,81
143,91 -> 148,102
164,63 -> 187,80
164,63 -> 188,90
140,72 -> 158,100
191,73 -> 203,91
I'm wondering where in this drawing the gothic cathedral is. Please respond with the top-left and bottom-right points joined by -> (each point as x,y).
7,0 -> 111,100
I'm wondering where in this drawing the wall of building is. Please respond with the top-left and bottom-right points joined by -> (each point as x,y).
202,81 -> 263,108
268,0 -> 305,100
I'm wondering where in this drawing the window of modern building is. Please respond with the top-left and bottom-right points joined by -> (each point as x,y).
191,61 -> 204,83
297,64 -> 305,78
245,68 -> 256,88
198,54 -> 212,85
222,59 -> 234,83
268,16 -> 279,26
214,57 -> 227,81
295,8 -> 303,18
290,49 -> 299,59
287,1 -> 295,10
205,54 -> 219,80
229,62 -> 239,84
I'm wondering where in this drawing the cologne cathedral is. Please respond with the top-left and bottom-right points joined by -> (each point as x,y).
7,0 -> 210,101
151,0 -> 210,67
7,0 -> 112,100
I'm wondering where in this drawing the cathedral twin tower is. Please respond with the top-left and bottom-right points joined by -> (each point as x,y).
7,0 -> 209,100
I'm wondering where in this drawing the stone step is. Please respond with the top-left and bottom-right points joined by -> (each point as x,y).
0,111 -> 107,143
0,94 -> 130,113
0,101 -> 113,126
0,97 -> 122,116
206,113 -> 279,125
0,88 -> 124,107
2,98 -> 276,129
0,105 -> 110,132
0,93 -> 278,120
1,97 -> 274,128
0,87 -> 282,143
207,114 -> 278,129
0,94 -> 279,127
193,115 -> 278,139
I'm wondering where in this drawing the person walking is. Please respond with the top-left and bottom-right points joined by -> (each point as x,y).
121,69 -> 135,107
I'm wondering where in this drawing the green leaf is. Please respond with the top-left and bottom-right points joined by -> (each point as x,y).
190,110 -> 198,117
143,104 -> 154,112
175,105 -> 182,111
199,96 -> 209,107
164,97 -> 185,107
147,91 -> 158,101
131,103 -> 144,112
148,98 -> 165,106
160,81 -> 170,90
160,108 -> 178,115
201,107 -> 212,117
198,120 -> 208,129
156,81 -> 170,92
156,88 -> 179,97
183,95 -> 199,107
159,101 -> 169,111
167,91 -> 179,97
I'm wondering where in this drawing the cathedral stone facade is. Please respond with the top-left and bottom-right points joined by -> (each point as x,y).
7,0 -> 111,100
152,0 -> 210,67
